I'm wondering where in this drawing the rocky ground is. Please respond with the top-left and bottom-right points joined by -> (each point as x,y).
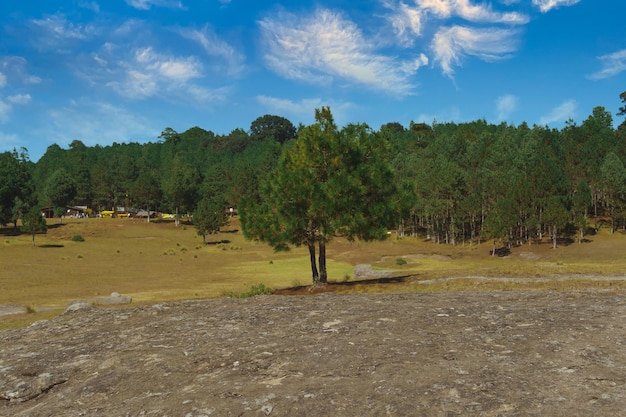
1,290 -> 625,417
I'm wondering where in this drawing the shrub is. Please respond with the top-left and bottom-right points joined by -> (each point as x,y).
396,258 -> 407,266
225,283 -> 273,299
71,235 -> 85,242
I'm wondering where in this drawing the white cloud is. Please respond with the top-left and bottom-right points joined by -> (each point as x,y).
588,49 -> 626,80
415,106 -> 461,124
257,95 -> 325,116
532,0 -> 580,13
0,100 -> 10,123
256,95 -> 355,125
45,101 -> 157,147
385,0 -> 528,42
106,47 -> 202,99
180,25 -> 245,77
0,57 -> 42,85
418,0 -> 529,24
7,94 -> 31,105
0,94 -> 32,123
259,8 -> 425,95
496,94 -> 519,120
125,0 -> 185,10
385,1 -> 426,45
432,25 -> 520,77
30,14 -> 92,42
79,1 -> 100,13
539,99 -> 577,125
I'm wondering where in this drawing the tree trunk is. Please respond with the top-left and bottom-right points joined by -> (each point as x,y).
318,241 -> 327,284
31,234 -> 35,246
552,225 -> 557,249
308,242 -> 320,284
175,206 -> 180,227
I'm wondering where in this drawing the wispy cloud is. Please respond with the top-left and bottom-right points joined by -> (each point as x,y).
106,47 -> 202,99
259,8 -> 427,95
0,95 -> 31,123
79,1 -> 101,13
539,99 -> 577,125
432,26 -> 520,77
0,100 -> 10,123
0,57 -> 42,85
496,94 -> 519,120
44,100 -> 157,147
416,0 -> 529,24
415,106 -> 462,124
588,49 -> 626,80
180,25 -> 245,77
532,0 -> 580,13
7,94 -> 31,105
385,1 -> 527,76
125,0 -> 185,10
0,62 -> 34,123
28,14 -> 96,52
384,1 -> 426,45
256,95 -> 355,124
257,95 -> 325,117
385,0 -> 528,43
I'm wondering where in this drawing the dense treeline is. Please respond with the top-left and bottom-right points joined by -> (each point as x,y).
1,97 -> 626,252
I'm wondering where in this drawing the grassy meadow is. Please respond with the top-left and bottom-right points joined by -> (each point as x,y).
1,216 -> 625,329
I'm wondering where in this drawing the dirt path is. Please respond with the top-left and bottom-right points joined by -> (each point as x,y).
1,290 -> 625,416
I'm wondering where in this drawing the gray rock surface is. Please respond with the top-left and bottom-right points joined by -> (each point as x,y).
1,291 -> 625,416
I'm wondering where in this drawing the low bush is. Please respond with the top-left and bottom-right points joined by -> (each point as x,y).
224,283 -> 273,299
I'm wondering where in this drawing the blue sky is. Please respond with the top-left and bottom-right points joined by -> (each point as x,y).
0,0 -> 625,161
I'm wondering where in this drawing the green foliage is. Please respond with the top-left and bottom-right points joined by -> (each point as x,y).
45,168 -> 77,223
242,107 -> 396,284
250,114 -> 297,144
224,283 -> 273,298
600,152 -> 626,233
193,197 -> 229,243
71,235 -> 85,242
396,258 -> 407,266
0,149 -> 34,227
16,91 -> 626,252
21,206 -> 47,246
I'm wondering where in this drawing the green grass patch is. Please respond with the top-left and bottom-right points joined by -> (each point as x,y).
224,283 -> 274,298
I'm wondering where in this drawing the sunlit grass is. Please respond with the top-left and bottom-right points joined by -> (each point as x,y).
1,218 -> 626,329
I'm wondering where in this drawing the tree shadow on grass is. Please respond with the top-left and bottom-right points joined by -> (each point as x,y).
0,227 -> 20,236
38,244 -> 65,248
204,239 -> 231,245
274,275 -> 412,295
490,247 -> 511,257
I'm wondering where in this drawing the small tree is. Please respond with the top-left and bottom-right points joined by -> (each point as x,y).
543,195 -> 570,249
482,196 -> 517,256
21,206 -> 47,246
572,180 -> 592,243
45,169 -> 77,224
194,197 -> 229,243
600,152 -> 626,233
242,107 -> 396,284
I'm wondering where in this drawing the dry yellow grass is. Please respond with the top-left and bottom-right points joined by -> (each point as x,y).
1,217 -> 625,329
